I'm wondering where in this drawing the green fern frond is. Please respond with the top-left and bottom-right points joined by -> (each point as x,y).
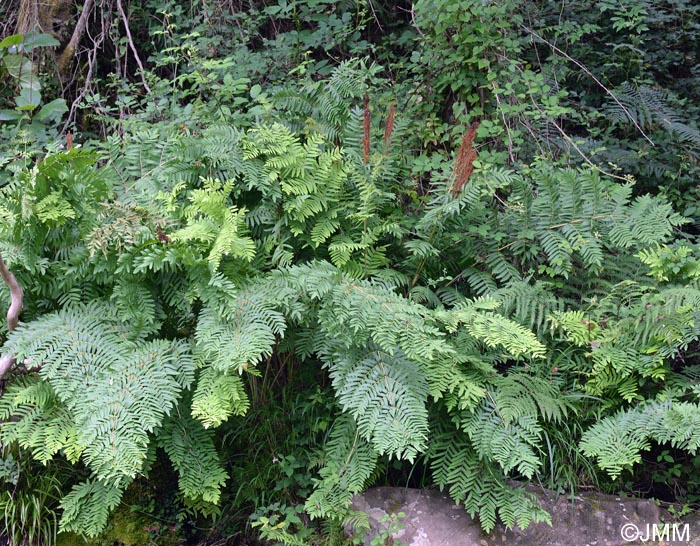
581,401 -> 700,479
169,178 -> 256,270
58,480 -> 125,537
156,412 -> 229,505
424,348 -> 490,412
492,280 -> 565,335
430,432 -> 550,532
605,83 -> 700,146
328,347 -> 429,460
305,415 -> 378,520
195,289 -> 285,374
35,192 -> 76,224
439,298 -> 546,359
492,373 -> 570,424
2,303 -> 195,481
191,367 -> 250,428
0,376 -> 81,464
111,279 -> 157,335
462,399 -> 542,478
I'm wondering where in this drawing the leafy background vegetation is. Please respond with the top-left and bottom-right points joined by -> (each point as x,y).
0,0 -> 699,544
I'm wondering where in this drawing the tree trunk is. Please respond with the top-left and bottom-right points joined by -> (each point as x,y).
15,0 -> 69,35
15,0 -> 93,79
56,0 -> 95,78
0,253 -> 23,379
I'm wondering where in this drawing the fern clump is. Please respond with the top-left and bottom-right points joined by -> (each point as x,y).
1,58 -> 698,538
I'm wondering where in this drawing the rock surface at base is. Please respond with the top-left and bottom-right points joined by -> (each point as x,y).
347,487 -> 700,546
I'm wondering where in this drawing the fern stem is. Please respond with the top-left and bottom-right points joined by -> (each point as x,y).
339,427 -> 362,479
363,94 -> 371,164
545,214 -> 622,230
485,388 -> 508,429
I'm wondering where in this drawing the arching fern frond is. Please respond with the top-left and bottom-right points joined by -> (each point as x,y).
191,367 -> 250,428
461,398 -> 542,478
328,346 -> 430,460
605,83 -> 700,147
305,415 -> 378,520
1,303 -> 195,481
156,412 -> 229,505
194,288 -> 285,374
169,178 -> 256,271
0,375 -> 81,464
438,297 -> 546,359
580,400 -> 700,479
430,432 -> 550,532
59,480 -> 125,537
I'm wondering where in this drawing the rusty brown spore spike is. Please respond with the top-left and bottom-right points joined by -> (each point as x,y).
450,122 -> 479,197
384,104 -> 395,150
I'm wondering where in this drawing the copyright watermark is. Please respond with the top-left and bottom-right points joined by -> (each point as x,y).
620,522 -> 690,542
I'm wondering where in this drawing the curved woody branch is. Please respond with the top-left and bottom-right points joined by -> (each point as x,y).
0,252 -> 22,378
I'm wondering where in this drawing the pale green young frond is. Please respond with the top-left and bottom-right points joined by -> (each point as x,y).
191,367 -> 250,428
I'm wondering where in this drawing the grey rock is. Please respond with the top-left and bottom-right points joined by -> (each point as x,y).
347,487 -> 482,546
347,487 -> 700,546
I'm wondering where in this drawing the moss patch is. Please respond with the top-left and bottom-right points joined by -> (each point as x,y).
56,503 -> 181,546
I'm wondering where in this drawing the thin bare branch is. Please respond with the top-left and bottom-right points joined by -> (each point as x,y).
366,0 -> 384,32
116,0 -> 152,93
521,24 -> 655,146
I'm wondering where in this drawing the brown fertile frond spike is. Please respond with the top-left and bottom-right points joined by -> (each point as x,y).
157,230 -> 170,243
363,93 -> 371,164
66,131 -> 73,150
384,104 -> 395,150
450,122 -> 480,197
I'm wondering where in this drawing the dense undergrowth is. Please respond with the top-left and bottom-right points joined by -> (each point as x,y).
0,1 -> 699,544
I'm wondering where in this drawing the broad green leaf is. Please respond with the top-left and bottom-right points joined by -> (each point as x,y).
0,34 -> 23,48
0,109 -> 24,121
34,98 -> 68,122
3,54 -> 40,90
3,54 -> 29,78
21,31 -> 60,50
15,87 -> 41,111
